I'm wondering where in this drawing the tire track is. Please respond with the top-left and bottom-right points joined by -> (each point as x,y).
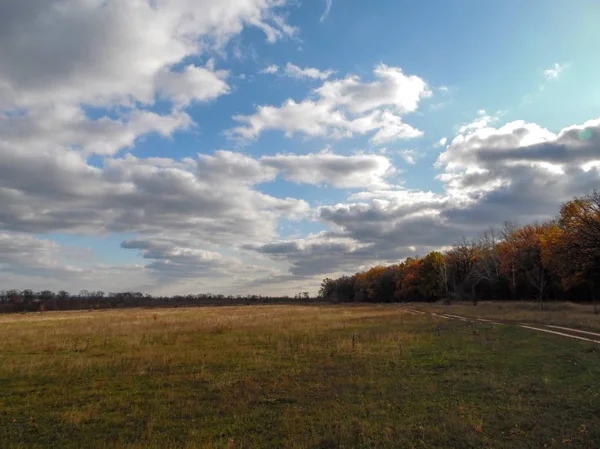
403,308 -> 600,343
518,324 -> 600,344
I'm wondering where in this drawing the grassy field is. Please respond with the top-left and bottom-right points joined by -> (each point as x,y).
1,305 -> 599,448
409,301 -> 600,331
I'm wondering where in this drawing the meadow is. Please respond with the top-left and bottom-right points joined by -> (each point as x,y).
1,304 -> 599,448
410,301 -> 600,331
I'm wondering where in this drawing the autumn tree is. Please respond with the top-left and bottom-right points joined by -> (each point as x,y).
499,223 -> 555,309
446,238 -> 479,302
418,252 -> 447,300
472,228 -> 504,298
550,192 -> 600,311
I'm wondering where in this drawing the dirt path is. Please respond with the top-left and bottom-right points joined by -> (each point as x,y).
404,308 -> 600,344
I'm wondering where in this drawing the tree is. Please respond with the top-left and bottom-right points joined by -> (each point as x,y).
396,258 -> 422,301
472,228 -> 503,297
57,290 -> 70,300
419,252 -> 446,300
39,290 -> 55,301
446,238 -> 479,302
499,221 -> 520,300
551,192 -> 600,311
500,223 -> 553,309
319,278 -> 336,300
364,266 -> 395,302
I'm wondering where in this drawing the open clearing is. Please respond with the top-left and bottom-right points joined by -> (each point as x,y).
1,305 -> 599,448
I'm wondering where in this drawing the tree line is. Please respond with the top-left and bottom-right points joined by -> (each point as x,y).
0,290 -> 319,314
319,191 -> 600,310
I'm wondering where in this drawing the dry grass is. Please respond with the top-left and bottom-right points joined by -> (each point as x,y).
1,304 -> 599,448
410,301 -> 600,330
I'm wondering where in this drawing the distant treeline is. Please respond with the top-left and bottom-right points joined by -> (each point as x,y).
319,192 -> 600,310
0,291 -> 321,314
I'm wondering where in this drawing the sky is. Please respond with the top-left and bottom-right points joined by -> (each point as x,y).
0,0 -> 599,296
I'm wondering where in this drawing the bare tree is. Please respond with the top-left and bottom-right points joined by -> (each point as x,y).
472,228 -> 502,290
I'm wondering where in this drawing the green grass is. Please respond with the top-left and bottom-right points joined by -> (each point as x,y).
0,305 -> 599,448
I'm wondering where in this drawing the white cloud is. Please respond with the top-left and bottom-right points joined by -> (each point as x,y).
369,110 -> 424,144
0,232 -> 84,278
0,105 -> 193,156
248,233 -> 367,276
435,137 -> 448,148
232,64 -> 430,143
0,0 -> 294,112
458,112 -> 498,134
3,115 -> 600,292
0,143 -> 409,287
250,116 -> 600,278
0,232 -> 154,293
0,0 -> 296,160
543,62 -> 566,80
284,62 -> 335,80
0,143 -> 312,243
260,62 -> 335,80
260,64 -> 279,74
1,2 -> 597,296
398,149 -> 418,165
315,64 -> 431,114
157,64 -> 230,108
320,0 -> 333,22
261,151 -> 394,188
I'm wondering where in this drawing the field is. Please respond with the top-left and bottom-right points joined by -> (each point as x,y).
1,304 -> 599,448
410,301 -> 600,331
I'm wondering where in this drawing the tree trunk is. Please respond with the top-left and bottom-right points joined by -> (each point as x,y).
471,284 -> 477,305
511,264 -> 517,300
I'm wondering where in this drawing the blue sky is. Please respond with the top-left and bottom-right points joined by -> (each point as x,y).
0,0 -> 599,295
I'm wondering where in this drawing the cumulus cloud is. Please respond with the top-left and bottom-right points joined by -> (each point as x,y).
0,143 -> 311,244
0,0 -> 293,110
261,151 -> 394,188
0,0 -> 295,158
284,63 -> 335,80
232,64 -> 430,143
0,0 -> 306,292
0,106 -> 193,156
435,137 -> 448,148
0,233 -> 84,278
457,110 -> 498,134
0,231 -> 154,293
249,116 -> 600,278
121,238 -> 228,279
259,62 -> 335,80
437,117 -> 600,222
248,234 -> 369,276
260,64 -> 280,74
199,150 -> 279,185
0,142 -> 404,284
2,2 -> 598,295
157,64 -> 230,108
